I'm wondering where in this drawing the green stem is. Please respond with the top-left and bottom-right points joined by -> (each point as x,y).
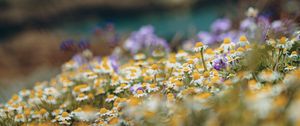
200,50 -> 207,71
273,48 -> 283,71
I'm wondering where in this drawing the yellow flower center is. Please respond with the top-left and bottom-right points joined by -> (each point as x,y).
195,42 -> 203,47
169,57 -> 176,63
205,48 -> 214,54
150,84 -> 156,88
99,108 -> 108,114
78,93 -> 86,98
203,71 -> 210,78
193,73 -> 200,80
40,109 -> 47,115
188,60 -> 194,64
279,36 -> 287,44
237,47 -> 245,52
223,38 -> 231,44
151,64 -> 159,70
137,90 -> 144,94
107,95 -> 114,99
239,35 -> 247,42
61,112 -> 69,117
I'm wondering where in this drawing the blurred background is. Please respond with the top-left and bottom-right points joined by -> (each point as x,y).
0,0 -> 299,102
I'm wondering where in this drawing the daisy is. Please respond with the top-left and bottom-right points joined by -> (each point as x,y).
105,94 -> 117,103
62,60 -> 79,71
39,108 -> 49,118
266,39 -> 276,47
18,89 -> 30,97
220,38 -> 235,53
147,64 -> 160,75
82,71 -> 98,80
167,93 -> 175,102
152,49 -> 165,57
258,69 -> 281,82
96,88 -> 106,95
76,93 -> 89,102
176,50 -> 188,60
147,83 -> 160,92
73,84 -> 91,94
8,104 -> 22,113
94,119 -> 108,126
191,72 -> 204,86
166,57 -> 179,68
276,36 -> 288,49
204,48 -> 215,60
193,42 -> 207,52
9,94 -> 22,104
237,35 -> 250,47
235,47 -> 246,57
98,108 -> 112,117
71,106 -> 98,122
248,79 -> 261,90
45,96 -> 57,104
44,87 -> 60,97
52,109 -> 63,116
58,112 -> 72,122
134,53 -> 146,60
289,51 -> 298,59
15,114 -> 25,122
120,83 -> 130,90
94,57 -> 114,74
285,65 -> 296,71
60,77 -> 74,87
134,89 -> 147,98
246,7 -> 258,17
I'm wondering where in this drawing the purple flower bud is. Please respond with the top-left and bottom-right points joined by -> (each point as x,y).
78,39 -> 90,50
60,39 -> 75,51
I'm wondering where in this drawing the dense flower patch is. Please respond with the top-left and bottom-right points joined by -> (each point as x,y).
1,8 -> 300,126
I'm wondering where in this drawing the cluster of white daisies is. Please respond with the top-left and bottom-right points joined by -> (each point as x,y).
0,34 -> 299,125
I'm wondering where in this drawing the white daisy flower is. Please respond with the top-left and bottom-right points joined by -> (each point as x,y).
146,83 -> 160,92
220,38 -> 235,53
76,93 -> 89,102
134,90 -> 147,98
237,35 -> 250,47
134,53 -> 146,60
258,70 -> 281,82
193,42 -> 208,52
98,108 -> 112,117
105,95 -> 117,103
15,114 -> 25,122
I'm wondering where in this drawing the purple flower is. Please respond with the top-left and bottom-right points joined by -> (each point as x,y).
213,56 -> 227,71
197,31 -> 215,45
60,39 -> 75,51
78,39 -> 90,50
211,18 -> 231,33
240,18 -> 256,31
130,84 -> 143,93
72,54 -> 87,65
271,20 -> 283,30
124,25 -> 169,54
109,55 -> 119,73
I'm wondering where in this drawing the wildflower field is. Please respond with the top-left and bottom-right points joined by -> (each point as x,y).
1,8 -> 300,126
